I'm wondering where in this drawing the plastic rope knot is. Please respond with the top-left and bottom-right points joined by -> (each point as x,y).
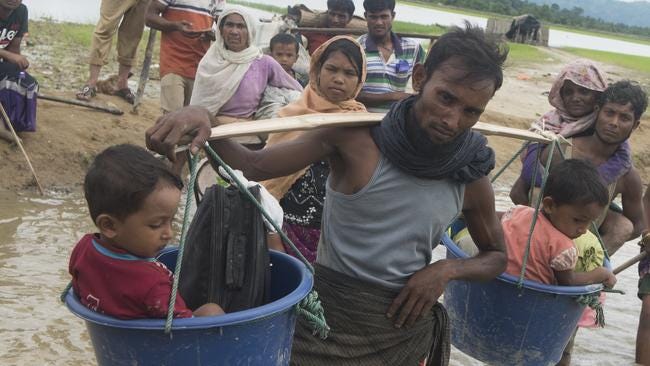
296,290 -> 330,339
576,293 -> 605,327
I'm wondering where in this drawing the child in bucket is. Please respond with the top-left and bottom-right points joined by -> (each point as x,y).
503,159 -> 616,287
69,144 -> 224,319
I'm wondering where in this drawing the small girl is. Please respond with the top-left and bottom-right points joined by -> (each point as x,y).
503,159 -> 616,287
262,36 -> 367,263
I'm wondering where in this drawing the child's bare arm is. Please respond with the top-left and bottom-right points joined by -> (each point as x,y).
555,266 -> 617,287
193,303 -> 225,317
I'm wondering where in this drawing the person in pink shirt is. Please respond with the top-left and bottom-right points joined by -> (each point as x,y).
69,144 -> 223,319
503,159 -> 616,287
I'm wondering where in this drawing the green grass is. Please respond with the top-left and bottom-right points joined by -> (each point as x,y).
31,19 -> 96,48
506,42 -> 551,64
561,47 -> 650,75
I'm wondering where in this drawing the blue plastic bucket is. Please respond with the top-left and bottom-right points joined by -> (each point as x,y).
442,234 -> 607,365
65,249 -> 313,366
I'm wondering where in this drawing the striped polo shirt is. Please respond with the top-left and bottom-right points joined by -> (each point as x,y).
357,32 -> 425,113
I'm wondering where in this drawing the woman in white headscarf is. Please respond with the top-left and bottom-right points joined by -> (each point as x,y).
190,5 -> 302,145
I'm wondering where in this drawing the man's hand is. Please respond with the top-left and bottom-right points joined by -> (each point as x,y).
4,53 -> 29,69
603,270 -> 617,288
175,20 -> 198,37
386,261 -> 450,328
145,105 -> 213,160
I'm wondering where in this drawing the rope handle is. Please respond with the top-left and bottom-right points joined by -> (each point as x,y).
165,152 -> 201,334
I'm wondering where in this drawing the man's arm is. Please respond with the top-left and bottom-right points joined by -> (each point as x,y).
356,91 -> 412,107
146,105 -> 337,181
0,37 -> 28,69
146,0 -> 193,34
620,167 -> 645,239
387,176 -> 507,328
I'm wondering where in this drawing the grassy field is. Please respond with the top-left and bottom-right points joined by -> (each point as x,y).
506,43 -> 552,65
399,0 -> 650,47
561,47 -> 650,75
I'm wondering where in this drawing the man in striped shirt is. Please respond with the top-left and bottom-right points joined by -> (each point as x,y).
356,0 -> 425,113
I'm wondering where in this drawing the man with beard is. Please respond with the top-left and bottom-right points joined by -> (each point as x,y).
356,0 -> 424,113
533,80 -> 646,258
147,24 -> 507,365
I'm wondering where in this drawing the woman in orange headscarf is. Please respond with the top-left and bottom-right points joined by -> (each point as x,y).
263,36 -> 367,263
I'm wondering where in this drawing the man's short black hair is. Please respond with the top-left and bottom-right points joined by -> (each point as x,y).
84,144 -> 183,223
598,80 -> 648,121
543,159 -> 609,207
328,0 -> 355,16
363,0 -> 395,13
270,33 -> 299,53
423,22 -> 508,93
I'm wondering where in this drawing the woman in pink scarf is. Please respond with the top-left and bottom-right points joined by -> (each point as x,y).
511,59 -> 631,204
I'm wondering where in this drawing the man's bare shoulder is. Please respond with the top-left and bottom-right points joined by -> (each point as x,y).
617,166 -> 643,196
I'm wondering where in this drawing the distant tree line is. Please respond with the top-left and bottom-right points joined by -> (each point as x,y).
433,0 -> 650,38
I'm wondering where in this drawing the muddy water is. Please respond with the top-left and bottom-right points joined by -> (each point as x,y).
0,187 -> 643,365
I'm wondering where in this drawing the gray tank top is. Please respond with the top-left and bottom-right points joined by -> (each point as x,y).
317,155 -> 465,289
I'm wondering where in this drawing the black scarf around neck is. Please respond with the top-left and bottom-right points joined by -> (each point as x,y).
370,96 -> 495,183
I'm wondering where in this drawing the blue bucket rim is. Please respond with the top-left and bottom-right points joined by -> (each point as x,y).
441,234 -> 606,295
65,250 -> 313,330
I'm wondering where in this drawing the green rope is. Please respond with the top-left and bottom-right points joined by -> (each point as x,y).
59,280 -> 73,303
296,290 -> 330,339
576,293 -> 605,327
518,140 -> 558,287
203,142 -> 329,338
491,142 -> 529,184
165,152 -> 201,334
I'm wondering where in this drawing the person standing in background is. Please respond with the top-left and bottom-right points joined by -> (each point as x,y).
76,0 -> 150,104
356,0 -> 424,113
146,0 -> 225,114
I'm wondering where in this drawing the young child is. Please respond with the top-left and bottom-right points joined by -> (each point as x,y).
69,144 -> 224,319
503,159 -> 617,287
269,33 -> 309,87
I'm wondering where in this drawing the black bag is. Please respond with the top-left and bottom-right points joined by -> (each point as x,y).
179,184 -> 270,312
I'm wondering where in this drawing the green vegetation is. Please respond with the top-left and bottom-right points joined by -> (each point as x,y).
506,43 -> 551,64
561,48 -> 650,75
31,19 -> 96,49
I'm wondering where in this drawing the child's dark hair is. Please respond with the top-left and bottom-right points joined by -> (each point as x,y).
84,144 -> 183,222
598,80 -> 648,121
543,159 -> 609,207
363,0 -> 395,13
423,22 -> 508,92
270,33 -> 299,54
328,0 -> 355,17
317,38 -> 364,84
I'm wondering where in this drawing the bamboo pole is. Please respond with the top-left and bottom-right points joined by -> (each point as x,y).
203,113 -> 553,143
39,94 -> 123,115
0,103 -> 44,195
613,251 -> 648,275
132,29 -> 157,113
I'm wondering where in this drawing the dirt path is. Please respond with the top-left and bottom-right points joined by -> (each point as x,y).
1,46 -> 649,192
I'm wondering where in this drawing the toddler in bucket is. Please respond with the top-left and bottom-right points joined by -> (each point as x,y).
69,144 -> 224,319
